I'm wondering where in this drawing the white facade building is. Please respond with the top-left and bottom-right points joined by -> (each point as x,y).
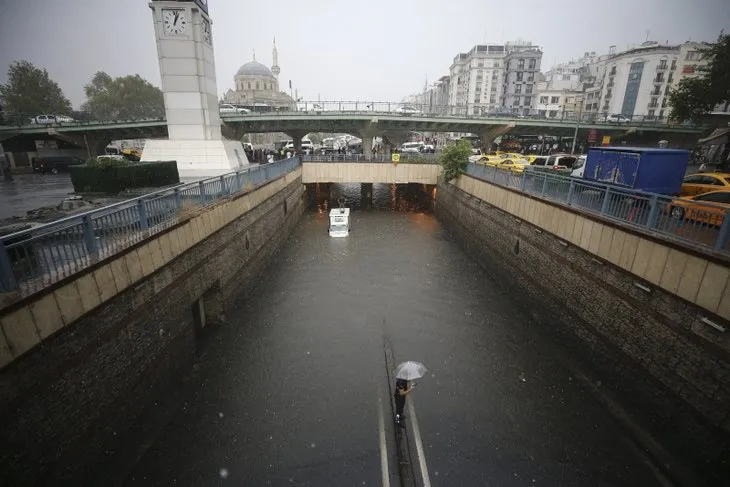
447,41 -> 543,116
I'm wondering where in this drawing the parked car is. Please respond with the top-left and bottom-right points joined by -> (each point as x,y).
396,106 -> 421,115
496,158 -> 531,175
399,142 -> 423,154
32,155 -> 86,174
680,173 -> 730,196
527,154 -> 579,172
668,190 -> 730,226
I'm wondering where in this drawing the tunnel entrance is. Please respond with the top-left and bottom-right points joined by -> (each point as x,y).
305,183 -> 436,213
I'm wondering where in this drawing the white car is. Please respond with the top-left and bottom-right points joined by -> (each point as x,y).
219,104 -> 250,114
399,142 -> 423,153
396,106 -> 422,115
601,114 -> 631,123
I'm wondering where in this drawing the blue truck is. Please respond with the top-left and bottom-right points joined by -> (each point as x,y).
581,146 -> 690,195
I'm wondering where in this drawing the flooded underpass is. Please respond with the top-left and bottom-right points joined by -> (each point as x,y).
116,183 -> 665,486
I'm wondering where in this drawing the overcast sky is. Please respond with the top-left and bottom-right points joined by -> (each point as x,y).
0,0 -> 728,108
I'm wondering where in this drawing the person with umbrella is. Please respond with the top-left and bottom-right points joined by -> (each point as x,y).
393,361 -> 427,427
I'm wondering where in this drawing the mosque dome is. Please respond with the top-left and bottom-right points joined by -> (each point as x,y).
236,61 -> 274,77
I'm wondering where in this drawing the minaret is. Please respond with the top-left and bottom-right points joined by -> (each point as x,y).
271,36 -> 281,79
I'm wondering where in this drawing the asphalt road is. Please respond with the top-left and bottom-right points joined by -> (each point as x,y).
121,184 -> 664,487
0,173 -> 74,220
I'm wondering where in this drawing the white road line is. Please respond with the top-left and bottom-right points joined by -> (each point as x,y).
407,397 -> 432,487
378,394 -> 390,487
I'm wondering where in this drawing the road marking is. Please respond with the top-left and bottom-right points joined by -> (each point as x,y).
407,397 -> 431,487
378,394 -> 390,487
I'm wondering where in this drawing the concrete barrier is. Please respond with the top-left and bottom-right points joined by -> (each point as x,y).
302,162 -> 440,184
437,174 -> 730,483
0,167 -> 304,485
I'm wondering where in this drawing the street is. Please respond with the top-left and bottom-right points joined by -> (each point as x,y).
114,186 -> 664,486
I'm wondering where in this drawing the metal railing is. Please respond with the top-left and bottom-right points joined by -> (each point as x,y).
0,157 -> 301,296
0,101 -> 709,129
466,163 -> 730,253
300,153 -> 440,163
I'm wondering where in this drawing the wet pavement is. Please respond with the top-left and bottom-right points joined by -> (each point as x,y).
0,173 -> 74,220
120,183 -> 663,486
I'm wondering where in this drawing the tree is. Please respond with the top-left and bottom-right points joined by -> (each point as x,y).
81,72 -> 164,121
306,133 -> 323,144
439,140 -> 472,182
669,34 -> 730,122
0,60 -> 71,116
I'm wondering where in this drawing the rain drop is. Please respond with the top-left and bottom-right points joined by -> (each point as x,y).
219,468 -> 229,479
218,412 -> 224,418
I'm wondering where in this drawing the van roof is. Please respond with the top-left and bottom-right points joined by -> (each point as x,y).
589,146 -> 690,154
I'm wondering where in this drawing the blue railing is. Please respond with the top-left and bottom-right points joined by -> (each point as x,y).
466,163 -> 730,253
0,157 -> 301,296
300,153 -> 440,163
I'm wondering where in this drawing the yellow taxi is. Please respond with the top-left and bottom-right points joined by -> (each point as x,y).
680,173 -> 730,196
669,190 -> 730,226
495,158 -> 531,174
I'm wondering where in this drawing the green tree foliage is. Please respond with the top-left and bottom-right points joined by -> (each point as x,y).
669,34 -> 730,122
0,60 -> 71,115
81,72 -> 164,121
439,140 -> 472,182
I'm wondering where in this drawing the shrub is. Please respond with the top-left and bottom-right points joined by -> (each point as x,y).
439,140 -> 472,182
69,160 -> 179,194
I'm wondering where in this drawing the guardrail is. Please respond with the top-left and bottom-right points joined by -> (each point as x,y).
300,153 -> 440,163
0,157 -> 301,297
0,101 -> 708,129
466,163 -> 730,253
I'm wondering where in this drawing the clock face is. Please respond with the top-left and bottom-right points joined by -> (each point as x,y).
202,20 -> 212,45
162,9 -> 188,35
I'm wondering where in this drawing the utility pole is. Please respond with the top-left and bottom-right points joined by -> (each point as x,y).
571,103 -> 583,155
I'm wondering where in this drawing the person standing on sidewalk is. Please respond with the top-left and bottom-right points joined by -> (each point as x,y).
394,379 -> 415,426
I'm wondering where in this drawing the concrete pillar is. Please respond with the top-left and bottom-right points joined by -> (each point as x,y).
478,124 -> 514,153
285,130 -> 307,157
360,183 -> 373,210
362,136 -> 373,159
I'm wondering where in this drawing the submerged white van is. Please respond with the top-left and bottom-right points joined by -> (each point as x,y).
329,208 -> 350,237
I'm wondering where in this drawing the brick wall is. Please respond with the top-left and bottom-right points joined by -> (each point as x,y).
0,175 -> 305,486
436,178 -> 730,483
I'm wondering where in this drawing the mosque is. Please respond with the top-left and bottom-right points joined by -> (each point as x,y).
222,39 -> 295,110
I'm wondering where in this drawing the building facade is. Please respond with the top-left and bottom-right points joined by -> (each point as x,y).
447,41 -> 543,116
222,40 -> 294,110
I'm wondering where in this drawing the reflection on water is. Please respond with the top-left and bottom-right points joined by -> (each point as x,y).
306,183 -> 435,213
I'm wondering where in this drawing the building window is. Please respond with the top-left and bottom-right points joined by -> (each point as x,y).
491,86 -> 496,92
655,72 -> 664,83
648,109 -> 655,117
516,72 -> 523,81
513,98 -> 519,106
515,84 -> 522,93
661,98 -> 668,107
518,58 -> 525,69
247,82 -> 251,89
548,110 -> 558,117
478,61 -> 484,67
562,74 -> 571,80
494,61 -> 500,68
668,73 -> 674,83
670,59 -> 677,70
652,86 -> 661,95
658,60 -> 668,69
550,96 -> 559,104
659,109 -> 664,118
686,51 -> 699,60
606,89 -> 612,99
526,84 -> 533,94
524,97 -> 531,107
609,66 -> 617,76
540,96 -> 548,104
527,73 -> 534,81
490,95 -> 496,103
528,59 -> 536,69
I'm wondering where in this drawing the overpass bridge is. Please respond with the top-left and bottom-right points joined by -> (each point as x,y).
0,103 -> 710,159
1,157 -> 728,486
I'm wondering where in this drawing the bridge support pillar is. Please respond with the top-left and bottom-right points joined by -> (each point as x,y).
49,129 -> 111,158
478,123 -> 514,153
285,130 -> 307,155
360,183 -> 373,210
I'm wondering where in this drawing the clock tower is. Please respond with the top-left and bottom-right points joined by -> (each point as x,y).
142,0 -> 249,179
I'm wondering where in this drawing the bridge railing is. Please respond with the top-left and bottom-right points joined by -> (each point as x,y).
0,157 -> 301,297
466,163 -> 730,253
0,102 -> 708,129
300,153 -> 440,163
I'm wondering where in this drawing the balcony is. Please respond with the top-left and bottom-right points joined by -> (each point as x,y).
656,64 -> 668,71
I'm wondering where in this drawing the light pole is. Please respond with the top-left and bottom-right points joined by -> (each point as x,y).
570,103 -> 584,155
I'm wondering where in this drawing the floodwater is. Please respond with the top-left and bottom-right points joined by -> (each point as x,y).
0,173 -> 74,220
119,183 -> 663,486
